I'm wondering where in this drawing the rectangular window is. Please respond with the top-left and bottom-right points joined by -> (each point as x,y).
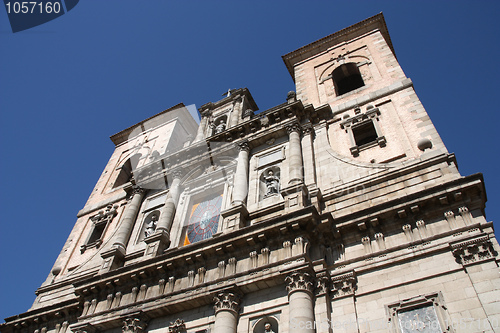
386,293 -> 451,333
182,195 -> 223,246
352,121 -> 378,146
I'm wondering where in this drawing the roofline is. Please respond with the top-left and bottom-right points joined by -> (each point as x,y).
109,102 -> 186,145
282,13 -> 395,82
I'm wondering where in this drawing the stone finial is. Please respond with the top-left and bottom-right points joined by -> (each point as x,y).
287,91 -> 297,103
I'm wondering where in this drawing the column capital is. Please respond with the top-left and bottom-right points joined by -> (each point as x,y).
285,271 -> 314,295
331,271 -> 357,298
200,109 -> 212,118
315,272 -> 330,296
451,236 -> 498,266
302,123 -> 314,136
171,168 -> 183,180
131,185 -> 146,196
213,290 -> 241,314
121,312 -> 149,333
285,122 -> 302,135
168,319 -> 185,333
236,140 -> 250,152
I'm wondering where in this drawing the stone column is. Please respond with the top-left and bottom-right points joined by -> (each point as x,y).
231,141 -> 250,206
194,110 -> 211,142
229,96 -> 242,128
286,123 -> 304,185
144,170 -> 182,257
101,186 -> 146,272
213,291 -> 241,333
113,186 -> 146,251
156,170 -> 182,236
286,272 -> 315,333
301,124 -> 316,187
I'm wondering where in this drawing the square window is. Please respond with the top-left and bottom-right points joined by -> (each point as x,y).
352,121 -> 378,146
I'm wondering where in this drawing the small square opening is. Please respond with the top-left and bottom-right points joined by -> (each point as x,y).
352,121 -> 378,146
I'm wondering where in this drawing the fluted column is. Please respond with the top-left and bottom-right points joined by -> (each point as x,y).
213,291 -> 241,333
231,141 -> 250,206
286,272 -> 315,333
156,170 -> 182,237
113,186 -> 146,251
286,123 -> 304,185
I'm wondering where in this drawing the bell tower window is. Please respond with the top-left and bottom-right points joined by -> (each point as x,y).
341,105 -> 386,157
352,121 -> 378,146
332,63 -> 365,96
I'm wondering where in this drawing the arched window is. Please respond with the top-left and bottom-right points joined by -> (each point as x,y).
332,63 -> 365,96
113,153 -> 141,188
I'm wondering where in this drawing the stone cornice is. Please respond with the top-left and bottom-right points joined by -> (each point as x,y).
327,172 -> 485,232
282,13 -> 395,81
73,205 -> 320,290
1,299 -> 80,330
198,88 -> 258,115
109,103 -> 195,146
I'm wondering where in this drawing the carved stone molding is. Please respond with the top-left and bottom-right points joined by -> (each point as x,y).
70,323 -> 97,333
315,273 -> 330,296
168,319 -> 185,333
331,272 -> 357,298
213,291 -> 241,314
121,312 -> 149,333
451,236 -> 498,266
285,271 -> 314,295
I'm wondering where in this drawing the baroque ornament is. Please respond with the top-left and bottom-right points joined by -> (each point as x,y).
285,272 -> 314,294
213,291 -> 241,314
452,237 -> 498,265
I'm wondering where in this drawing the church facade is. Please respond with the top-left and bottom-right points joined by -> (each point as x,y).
2,13 -> 499,333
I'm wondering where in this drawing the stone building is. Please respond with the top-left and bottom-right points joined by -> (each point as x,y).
2,13 -> 499,333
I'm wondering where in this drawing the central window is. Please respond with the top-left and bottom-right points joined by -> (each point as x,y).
352,121 -> 378,146
332,63 -> 365,96
183,195 -> 222,245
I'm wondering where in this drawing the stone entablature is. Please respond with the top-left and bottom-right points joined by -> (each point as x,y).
451,236 -> 498,266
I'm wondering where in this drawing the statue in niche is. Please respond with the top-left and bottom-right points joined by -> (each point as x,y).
264,169 -> 280,196
144,214 -> 158,238
215,119 -> 226,134
264,323 -> 275,333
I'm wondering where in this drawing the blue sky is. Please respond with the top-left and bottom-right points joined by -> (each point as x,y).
1,1 -> 499,320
